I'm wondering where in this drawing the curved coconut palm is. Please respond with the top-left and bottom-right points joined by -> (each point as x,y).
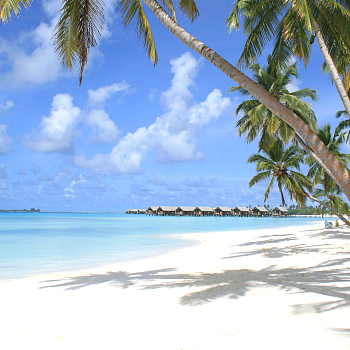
226,0 -> 350,118
2,0 -> 350,202
248,139 -> 312,207
231,57 -> 317,151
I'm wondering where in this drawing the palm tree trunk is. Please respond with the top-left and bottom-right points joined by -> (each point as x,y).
278,181 -> 285,207
313,20 -> 350,117
143,0 -> 350,201
304,192 -> 350,226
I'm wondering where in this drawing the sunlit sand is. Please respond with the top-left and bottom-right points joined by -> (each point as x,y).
1,221 -> 350,349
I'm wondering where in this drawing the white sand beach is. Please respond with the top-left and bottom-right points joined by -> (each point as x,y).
1,221 -> 350,349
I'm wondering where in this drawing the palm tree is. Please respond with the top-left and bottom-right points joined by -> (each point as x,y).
231,57 -> 317,151
2,0 -> 350,201
305,124 -> 350,224
306,124 -> 350,191
248,139 -> 312,207
226,0 -> 350,118
313,180 -> 350,218
249,137 -> 350,224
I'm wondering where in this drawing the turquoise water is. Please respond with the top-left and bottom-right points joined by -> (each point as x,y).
0,213 -> 325,281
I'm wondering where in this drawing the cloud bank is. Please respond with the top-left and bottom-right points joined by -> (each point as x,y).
75,52 -> 232,174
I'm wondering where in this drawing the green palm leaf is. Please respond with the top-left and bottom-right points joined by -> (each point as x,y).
0,0 -> 31,22
118,0 -> 158,67
178,0 -> 199,21
231,56 -> 317,147
53,0 -> 105,85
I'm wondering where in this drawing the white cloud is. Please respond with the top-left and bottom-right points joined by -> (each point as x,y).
22,94 -> 81,153
64,174 -> 86,199
0,100 -> 14,153
0,20 -> 63,87
86,109 -> 120,144
0,100 -> 14,112
287,78 -> 302,92
0,164 -> 8,189
41,0 -> 61,18
75,52 -> 232,174
88,82 -> 130,107
0,124 -> 12,154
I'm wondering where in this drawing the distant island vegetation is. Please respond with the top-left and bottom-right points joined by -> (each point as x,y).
0,208 -> 40,213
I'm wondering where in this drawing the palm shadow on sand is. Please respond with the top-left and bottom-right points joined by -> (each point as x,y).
40,226 -> 350,314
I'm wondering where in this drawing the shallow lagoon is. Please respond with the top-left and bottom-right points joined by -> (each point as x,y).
0,213 -> 325,280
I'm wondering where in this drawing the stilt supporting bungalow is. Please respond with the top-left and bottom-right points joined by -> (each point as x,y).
214,207 -> 233,216
194,207 -> 215,216
272,207 -> 289,216
252,206 -> 270,217
232,207 -> 250,217
176,207 -> 196,216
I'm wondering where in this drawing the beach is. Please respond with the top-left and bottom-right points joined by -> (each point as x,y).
1,221 -> 350,349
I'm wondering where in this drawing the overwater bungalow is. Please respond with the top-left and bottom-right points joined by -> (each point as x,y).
272,206 -> 289,216
252,206 -> 269,217
232,206 -> 250,217
176,207 -> 196,216
194,207 -> 215,216
214,207 -> 233,216
157,206 -> 177,216
147,207 -> 160,215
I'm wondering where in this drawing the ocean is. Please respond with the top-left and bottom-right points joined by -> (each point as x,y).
0,212 -> 325,281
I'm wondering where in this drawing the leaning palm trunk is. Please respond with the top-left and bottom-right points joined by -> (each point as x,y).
313,21 -> 350,118
143,0 -> 350,201
304,192 -> 350,226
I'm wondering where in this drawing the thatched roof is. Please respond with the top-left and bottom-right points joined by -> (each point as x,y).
233,206 -> 250,212
253,206 -> 268,212
159,206 -> 178,211
273,206 -> 288,212
177,206 -> 196,211
215,206 -> 232,212
147,206 -> 159,211
195,207 -> 214,212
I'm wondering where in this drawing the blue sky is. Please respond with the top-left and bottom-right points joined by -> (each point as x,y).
0,0 -> 347,212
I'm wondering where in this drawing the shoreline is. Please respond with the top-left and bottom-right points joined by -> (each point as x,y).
0,221 -> 324,285
2,221 -> 350,349
0,216 -> 328,284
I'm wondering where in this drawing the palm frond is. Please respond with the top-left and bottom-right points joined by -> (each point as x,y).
248,170 -> 272,187
229,85 -> 252,97
226,0 -> 247,32
0,0 -> 31,22
270,21 -> 295,71
264,176 -> 275,201
54,0 -> 106,85
237,0 -> 283,68
159,0 -> 176,21
117,0 -> 158,68
290,88 -> 318,101
281,7 -> 312,65
335,110 -> 347,119
178,0 -> 199,22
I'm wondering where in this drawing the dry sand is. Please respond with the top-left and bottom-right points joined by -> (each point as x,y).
1,221 -> 350,349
